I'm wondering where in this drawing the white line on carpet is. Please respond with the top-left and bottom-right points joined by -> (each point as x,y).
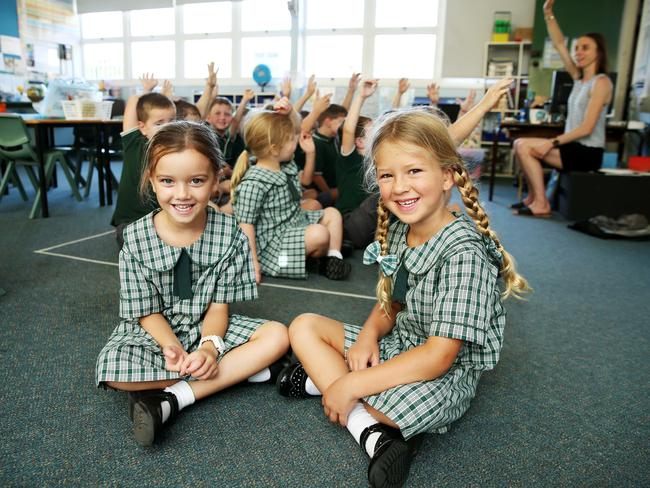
34,231 -> 375,301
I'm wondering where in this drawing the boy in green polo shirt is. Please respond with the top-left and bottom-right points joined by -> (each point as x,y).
301,95 -> 348,207
111,74 -> 176,247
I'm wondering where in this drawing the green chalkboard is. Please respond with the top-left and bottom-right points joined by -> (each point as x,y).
529,0 -> 624,97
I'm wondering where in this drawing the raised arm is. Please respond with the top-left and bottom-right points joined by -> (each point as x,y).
196,63 -> 218,118
123,73 -> 158,132
448,77 -> 513,146
301,91 -> 332,134
230,88 -> 255,136
341,72 -> 361,111
391,78 -> 410,109
457,89 -> 477,118
342,79 -> 378,154
294,74 -> 317,113
543,0 -> 579,79
298,130 -> 316,186
427,82 -> 440,106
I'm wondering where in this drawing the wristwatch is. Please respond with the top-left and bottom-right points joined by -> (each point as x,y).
552,138 -> 561,148
199,335 -> 226,356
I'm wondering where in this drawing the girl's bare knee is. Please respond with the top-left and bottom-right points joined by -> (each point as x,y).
306,224 -> 329,252
323,206 -> 342,224
288,313 -> 321,341
256,321 -> 290,350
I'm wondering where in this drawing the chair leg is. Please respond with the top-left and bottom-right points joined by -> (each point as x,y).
11,168 -> 29,201
24,166 -> 40,194
0,161 -> 16,202
84,155 -> 95,198
53,154 -> 83,201
29,159 -> 57,219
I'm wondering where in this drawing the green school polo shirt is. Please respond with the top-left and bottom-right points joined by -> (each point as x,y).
313,131 -> 339,188
216,127 -> 245,168
335,148 -> 368,215
111,128 -> 158,226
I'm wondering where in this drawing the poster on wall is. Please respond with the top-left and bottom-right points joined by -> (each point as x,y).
18,0 -> 78,44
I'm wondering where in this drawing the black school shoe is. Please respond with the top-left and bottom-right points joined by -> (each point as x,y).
132,390 -> 179,446
276,362 -> 310,398
341,239 -> 354,258
362,424 -> 417,488
268,353 -> 294,384
319,256 -> 351,280
127,389 -> 165,421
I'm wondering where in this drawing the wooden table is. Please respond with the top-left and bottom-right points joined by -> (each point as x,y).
23,118 -> 122,217
488,120 -> 630,201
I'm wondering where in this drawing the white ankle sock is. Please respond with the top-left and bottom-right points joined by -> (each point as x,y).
163,381 -> 195,422
305,377 -> 321,396
327,249 -> 343,260
247,367 -> 271,383
346,402 -> 381,457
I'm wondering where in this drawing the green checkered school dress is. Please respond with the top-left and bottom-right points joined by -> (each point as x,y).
233,161 -> 323,278
96,207 -> 266,385
345,214 -> 506,439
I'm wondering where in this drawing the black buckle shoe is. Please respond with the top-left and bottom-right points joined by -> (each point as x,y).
127,389 -> 165,421
268,353 -> 294,385
362,424 -> 413,488
132,390 -> 179,446
276,362 -> 310,398
320,257 -> 351,280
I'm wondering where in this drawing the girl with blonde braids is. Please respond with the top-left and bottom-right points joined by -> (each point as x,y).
277,105 -> 529,488
231,97 -> 350,282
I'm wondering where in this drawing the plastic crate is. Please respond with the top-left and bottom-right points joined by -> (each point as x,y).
61,100 -> 113,120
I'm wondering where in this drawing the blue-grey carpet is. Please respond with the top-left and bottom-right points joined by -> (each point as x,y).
0,169 -> 648,487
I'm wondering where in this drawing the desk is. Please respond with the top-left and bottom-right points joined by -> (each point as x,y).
24,118 -> 121,217
488,120 -> 629,201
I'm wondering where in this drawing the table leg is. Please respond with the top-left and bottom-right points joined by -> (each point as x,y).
102,126 -> 113,205
489,127 -> 499,201
34,126 -> 49,218
94,125 -> 105,206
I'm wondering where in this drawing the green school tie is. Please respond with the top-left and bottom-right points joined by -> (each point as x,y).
288,178 -> 301,202
173,249 -> 193,300
392,263 -> 409,305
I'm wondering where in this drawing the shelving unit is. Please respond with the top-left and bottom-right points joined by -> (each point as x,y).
480,41 -> 531,176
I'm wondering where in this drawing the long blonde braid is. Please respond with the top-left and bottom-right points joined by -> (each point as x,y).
375,199 -> 394,315
453,164 -> 531,299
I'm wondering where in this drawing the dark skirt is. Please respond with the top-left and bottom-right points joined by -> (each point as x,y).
559,142 -> 604,172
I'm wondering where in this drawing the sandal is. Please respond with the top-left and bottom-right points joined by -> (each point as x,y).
514,205 -> 552,218
276,362 -> 310,398
509,201 -> 526,210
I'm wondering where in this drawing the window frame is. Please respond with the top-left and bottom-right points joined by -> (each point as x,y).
79,0 -> 446,87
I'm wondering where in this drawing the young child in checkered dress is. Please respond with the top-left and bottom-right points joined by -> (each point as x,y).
96,121 -> 290,446
230,97 -> 351,281
277,107 -> 531,488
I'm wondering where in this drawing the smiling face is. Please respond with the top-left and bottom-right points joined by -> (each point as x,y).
573,36 -> 600,71
149,148 -> 219,229
139,107 -> 176,139
375,140 -> 454,240
206,102 -> 233,133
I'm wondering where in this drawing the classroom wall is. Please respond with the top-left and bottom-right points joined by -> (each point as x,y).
442,0 -> 536,78
0,1 -> 19,37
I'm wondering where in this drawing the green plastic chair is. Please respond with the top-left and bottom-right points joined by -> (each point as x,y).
0,114 -> 82,218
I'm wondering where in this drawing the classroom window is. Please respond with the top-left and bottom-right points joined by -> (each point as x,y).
241,0 -> 291,32
375,0 -> 439,27
184,39 -> 232,79
182,2 -> 232,34
305,0 -> 364,29
130,8 -> 175,37
131,41 -> 175,79
80,11 -> 123,39
305,36 -> 363,79
373,34 -> 436,79
241,37 -> 291,79
83,43 -> 124,80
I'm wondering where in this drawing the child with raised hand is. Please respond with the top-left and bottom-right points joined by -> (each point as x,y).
96,121 -> 289,447
301,91 -> 347,207
111,73 -> 176,247
391,78 -> 410,109
231,97 -> 351,281
341,72 -> 362,110
337,79 -> 377,223
277,106 -> 530,488
195,62 -> 218,119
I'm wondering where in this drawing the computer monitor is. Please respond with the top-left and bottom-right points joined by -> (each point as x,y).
550,70 -> 617,117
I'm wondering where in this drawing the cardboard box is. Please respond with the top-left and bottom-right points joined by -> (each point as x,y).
514,27 -> 533,42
